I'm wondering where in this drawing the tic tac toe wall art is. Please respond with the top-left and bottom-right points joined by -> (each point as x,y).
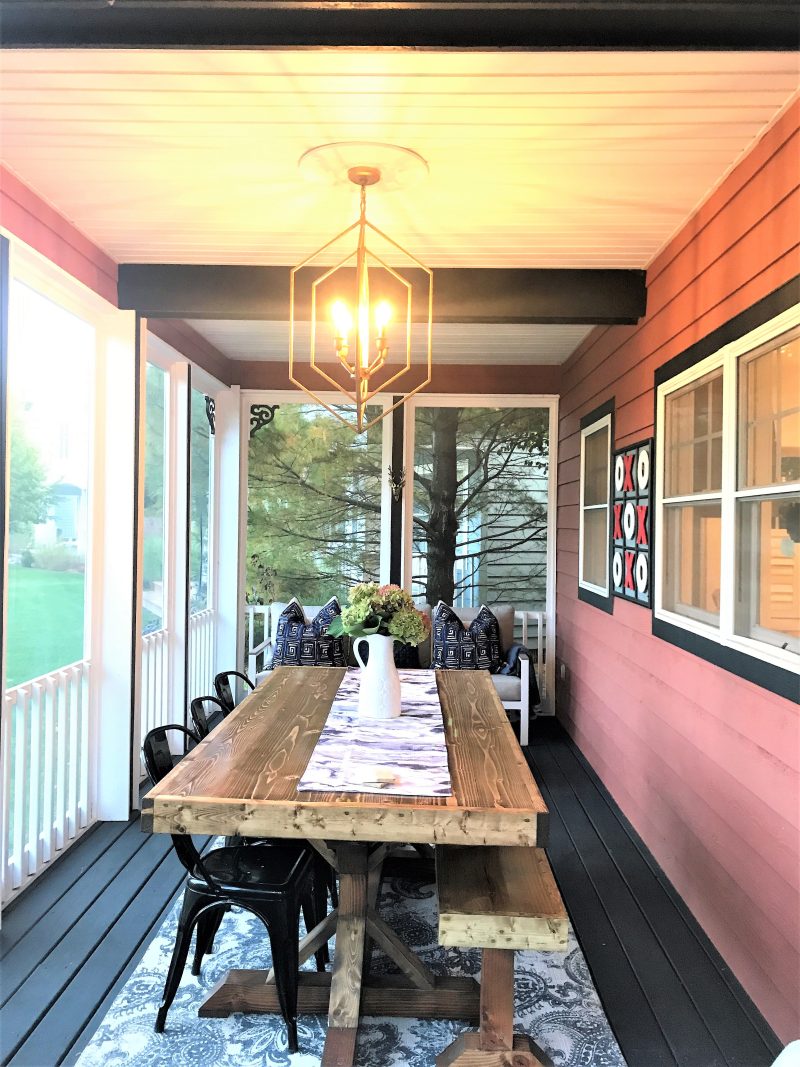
612,438 -> 653,606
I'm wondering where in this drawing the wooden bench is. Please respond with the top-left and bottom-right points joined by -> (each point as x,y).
435,845 -> 569,1067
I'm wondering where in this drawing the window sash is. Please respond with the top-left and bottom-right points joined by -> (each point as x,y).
579,414 -> 611,596
655,304 -> 800,674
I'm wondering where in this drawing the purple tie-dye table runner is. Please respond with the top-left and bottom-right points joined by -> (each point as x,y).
297,668 -> 452,797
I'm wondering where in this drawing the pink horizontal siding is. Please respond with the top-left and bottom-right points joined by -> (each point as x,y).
556,99 -> 800,1042
0,166 -> 117,304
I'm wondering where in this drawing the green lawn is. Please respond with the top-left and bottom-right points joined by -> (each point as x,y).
6,566 -> 86,688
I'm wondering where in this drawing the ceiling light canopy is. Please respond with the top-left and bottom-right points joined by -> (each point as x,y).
289,144 -> 433,434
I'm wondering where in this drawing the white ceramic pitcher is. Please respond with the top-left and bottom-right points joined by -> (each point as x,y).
353,634 -> 402,719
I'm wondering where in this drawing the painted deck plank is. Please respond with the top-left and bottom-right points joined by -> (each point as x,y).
0,821 -> 129,954
0,723 -> 781,1067
1,824 -> 158,1003
0,833 -> 175,1063
528,722 -> 780,1067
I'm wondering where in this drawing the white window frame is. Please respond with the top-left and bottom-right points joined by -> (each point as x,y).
578,412 -> 612,598
237,390 -> 395,664
237,391 -> 559,709
401,392 -> 559,709
655,304 -> 800,675
2,231 -> 138,910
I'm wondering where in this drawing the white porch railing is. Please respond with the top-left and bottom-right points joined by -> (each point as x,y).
244,603 -> 548,707
189,608 -> 216,701
1,660 -> 92,908
140,626 -> 169,741
518,610 -> 548,707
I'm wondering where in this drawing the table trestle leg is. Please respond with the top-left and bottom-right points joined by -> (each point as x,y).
321,842 -> 369,1067
435,948 -> 546,1067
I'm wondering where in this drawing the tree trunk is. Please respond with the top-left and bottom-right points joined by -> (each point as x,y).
425,408 -> 460,607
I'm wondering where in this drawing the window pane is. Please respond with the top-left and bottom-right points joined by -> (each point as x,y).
6,282 -> 93,687
412,407 -> 550,610
142,363 -> 167,632
583,425 -> 609,506
246,402 -> 383,605
581,509 -> 608,589
665,370 -> 723,496
735,495 -> 800,654
740,334 -> 800,489
662,502 -> 722,622
189,389 -> 213,614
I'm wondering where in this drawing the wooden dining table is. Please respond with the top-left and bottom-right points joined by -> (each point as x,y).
141,666 -> 549,1067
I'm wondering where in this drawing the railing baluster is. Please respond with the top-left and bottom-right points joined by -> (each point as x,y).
1,693 -> 14,904
41,678 -> 56,865
27,685 -> 43,876
11,690 -> 29,891
67,668 -> 79,840
54,673 -> 67,851
79,665 -> 90,828
155,632 -> 163,729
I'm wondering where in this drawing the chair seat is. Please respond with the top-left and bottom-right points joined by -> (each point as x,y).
188,843 -> 314,897
491,673 -> 522,702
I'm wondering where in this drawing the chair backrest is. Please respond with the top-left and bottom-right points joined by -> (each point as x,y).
189,695 -> 228,739
214,670 -> 255,713
142,723 -> 199,783
141,724 -> 210,882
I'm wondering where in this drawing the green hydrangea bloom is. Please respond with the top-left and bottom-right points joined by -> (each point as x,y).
387,606 -> 429,645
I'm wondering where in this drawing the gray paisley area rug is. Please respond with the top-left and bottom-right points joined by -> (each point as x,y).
77,873 -> 626,1067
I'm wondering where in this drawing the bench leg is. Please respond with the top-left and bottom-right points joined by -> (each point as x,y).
435,948 -> 546,1067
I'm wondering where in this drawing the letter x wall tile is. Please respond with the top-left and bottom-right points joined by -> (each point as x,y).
612,438 -> 653,607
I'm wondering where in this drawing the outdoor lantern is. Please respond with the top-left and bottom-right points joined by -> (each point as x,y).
289,155 -> 433,433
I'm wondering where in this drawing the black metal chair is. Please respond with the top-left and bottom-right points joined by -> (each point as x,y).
214,670 -> 255,714
142,723 -> 199,781
142,724 -> 320,1051
189,695 -> 228,739
187,699 -> 336,938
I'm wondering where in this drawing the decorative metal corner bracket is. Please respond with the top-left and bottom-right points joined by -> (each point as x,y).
250,403 -> 281,438
388,464 -> 406,502
205,395 -> 216,435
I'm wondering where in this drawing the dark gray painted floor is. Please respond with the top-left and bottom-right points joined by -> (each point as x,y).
0,721 -> 781,1067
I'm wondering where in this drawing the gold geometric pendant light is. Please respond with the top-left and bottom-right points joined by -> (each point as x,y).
289,146 -> 433,433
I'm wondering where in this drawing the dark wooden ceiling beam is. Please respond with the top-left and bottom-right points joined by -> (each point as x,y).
2,2 -> 797,50
119,264 -> 647,325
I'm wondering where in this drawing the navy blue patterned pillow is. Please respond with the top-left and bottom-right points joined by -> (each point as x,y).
432,603 -> 502,672
271,597 -> 345,668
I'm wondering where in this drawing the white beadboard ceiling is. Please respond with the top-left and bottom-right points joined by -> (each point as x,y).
185,318 -> 593,365
1,50 -> 797,270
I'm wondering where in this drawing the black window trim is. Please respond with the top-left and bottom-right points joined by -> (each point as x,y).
652,276 -> 800,703
578,397 -> 615,615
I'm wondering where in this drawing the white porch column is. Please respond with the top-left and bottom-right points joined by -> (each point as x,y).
92,309 -> 139,821
213,384 -> 241,675
166,362 -> 191,729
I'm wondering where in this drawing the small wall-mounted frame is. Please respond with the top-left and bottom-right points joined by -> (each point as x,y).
612,438 -> 653,606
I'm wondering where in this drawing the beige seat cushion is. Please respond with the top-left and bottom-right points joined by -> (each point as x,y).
490,673 -> 522,702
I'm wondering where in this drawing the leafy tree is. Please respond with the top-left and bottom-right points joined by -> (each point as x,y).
247,404 -> 382,605
9,413 -> 50,534
143,363 -> 166,515
412,407 -> 548,607
246,403 -> 549,611
189,390 -> 212,610
142,365 -> 167,591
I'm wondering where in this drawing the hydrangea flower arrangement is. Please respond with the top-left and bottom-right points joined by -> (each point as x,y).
327,582 -> 430,646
